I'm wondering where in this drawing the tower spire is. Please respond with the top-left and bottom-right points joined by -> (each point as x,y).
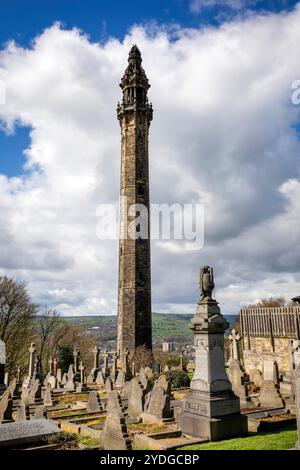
117,47 -> 153,358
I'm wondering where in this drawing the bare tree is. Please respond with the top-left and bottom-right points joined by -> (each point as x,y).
0,276 -> 37,376
34,308 -> 64,374
248,297 -> 286,308
132,345 -> 153,372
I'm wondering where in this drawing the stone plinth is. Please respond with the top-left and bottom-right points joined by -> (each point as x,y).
179,298 -> 247,441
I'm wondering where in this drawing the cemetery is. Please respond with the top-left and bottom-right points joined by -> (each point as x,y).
0,263 -> 299,451
0,18 -> 300,456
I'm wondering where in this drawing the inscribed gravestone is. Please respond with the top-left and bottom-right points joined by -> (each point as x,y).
34,405 -> 47,419
100,409 -> 131,450
0,418 -> 61,448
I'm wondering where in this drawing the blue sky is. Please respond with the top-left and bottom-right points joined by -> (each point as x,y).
0,0 -> 298,176
0,1 -> 300,315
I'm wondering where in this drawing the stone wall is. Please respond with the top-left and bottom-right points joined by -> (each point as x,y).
243,336 -> 292,375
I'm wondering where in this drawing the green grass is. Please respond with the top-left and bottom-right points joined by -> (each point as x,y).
181,428 -> 298,451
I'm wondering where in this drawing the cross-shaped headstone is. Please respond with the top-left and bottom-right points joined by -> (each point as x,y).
28,342 -> 36,378
73,348 -> 80,372
228,329 -> 241,361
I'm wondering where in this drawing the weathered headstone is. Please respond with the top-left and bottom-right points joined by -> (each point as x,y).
61,372 -> 68,386
115,370 -> 126,388
143,378 -> 171,422
87,391 -> 102,412
228,329 -> 241,362
34,405 -> 47,419
100,409 -> 131,450
96,370 -> 105,385
228,359 -> 249,402
127,377 -> 146,419
47,375 -> 56,389
28,379 -> 42,404
43,387 -> 53,407
258,380 -> 285,409
56,368 -> 62,384
65,365 -> 75,391
14,400 -> 30,422
106,390 -> 124,413
73,347 -> 80,373
263,360 -> 279,385
0,419 -> 61,448
0,390 -> 13,422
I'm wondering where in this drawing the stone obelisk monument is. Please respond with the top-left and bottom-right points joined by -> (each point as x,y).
179,266 -> 247,440
116,46 -> 153,357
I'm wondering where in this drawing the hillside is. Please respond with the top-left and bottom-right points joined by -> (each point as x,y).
64,313 -> 239,344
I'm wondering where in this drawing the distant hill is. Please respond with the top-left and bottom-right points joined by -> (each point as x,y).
64,313 -> 239,344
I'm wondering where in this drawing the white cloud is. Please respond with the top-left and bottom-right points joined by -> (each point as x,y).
190,0 -> 251,13
0,8 -> 300,317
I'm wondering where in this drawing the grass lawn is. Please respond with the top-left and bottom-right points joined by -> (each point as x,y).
181,427 -> 298,450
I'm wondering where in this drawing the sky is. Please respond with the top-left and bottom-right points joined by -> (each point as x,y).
0,0 -> 300,316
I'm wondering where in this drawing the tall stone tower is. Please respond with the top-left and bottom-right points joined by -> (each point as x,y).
116,45 -> 153,358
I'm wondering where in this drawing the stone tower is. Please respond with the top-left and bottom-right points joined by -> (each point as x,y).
116,45 -> 153,357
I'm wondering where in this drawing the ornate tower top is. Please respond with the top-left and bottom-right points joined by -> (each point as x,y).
117,45 -> 153,121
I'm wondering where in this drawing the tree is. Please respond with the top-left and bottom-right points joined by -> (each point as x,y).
248,297 -> 286,308
132,345 -> 153,372
0,276 -> 37,376
34,308 -> 64,374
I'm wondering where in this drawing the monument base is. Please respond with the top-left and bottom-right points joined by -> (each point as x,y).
179,389 -> 248,441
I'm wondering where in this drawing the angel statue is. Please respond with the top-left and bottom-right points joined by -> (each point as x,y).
199,266 -> 215,301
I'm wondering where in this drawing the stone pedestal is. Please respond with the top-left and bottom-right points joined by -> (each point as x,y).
179,298 -> 247,441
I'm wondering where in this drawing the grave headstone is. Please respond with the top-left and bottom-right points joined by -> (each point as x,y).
127,377 -> 146,418
258,380 -> 285,408
228,359 -> 249,402
263,360 -> 279,385
61,372 -> 68,386
0,390 -> 13,422
87,391 -> 102,412
106,390 -> 124,413
56,368 -> 62,384
228,329 -> 241,362
96,370 -> 105,385
100,409 -> 131,450
43,387 -> 53,407
34,405 -> 47,419
115,370 -> 126,388
15,400 -> 30,422
0,418 -> 61,448
28,379 -> 42,404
